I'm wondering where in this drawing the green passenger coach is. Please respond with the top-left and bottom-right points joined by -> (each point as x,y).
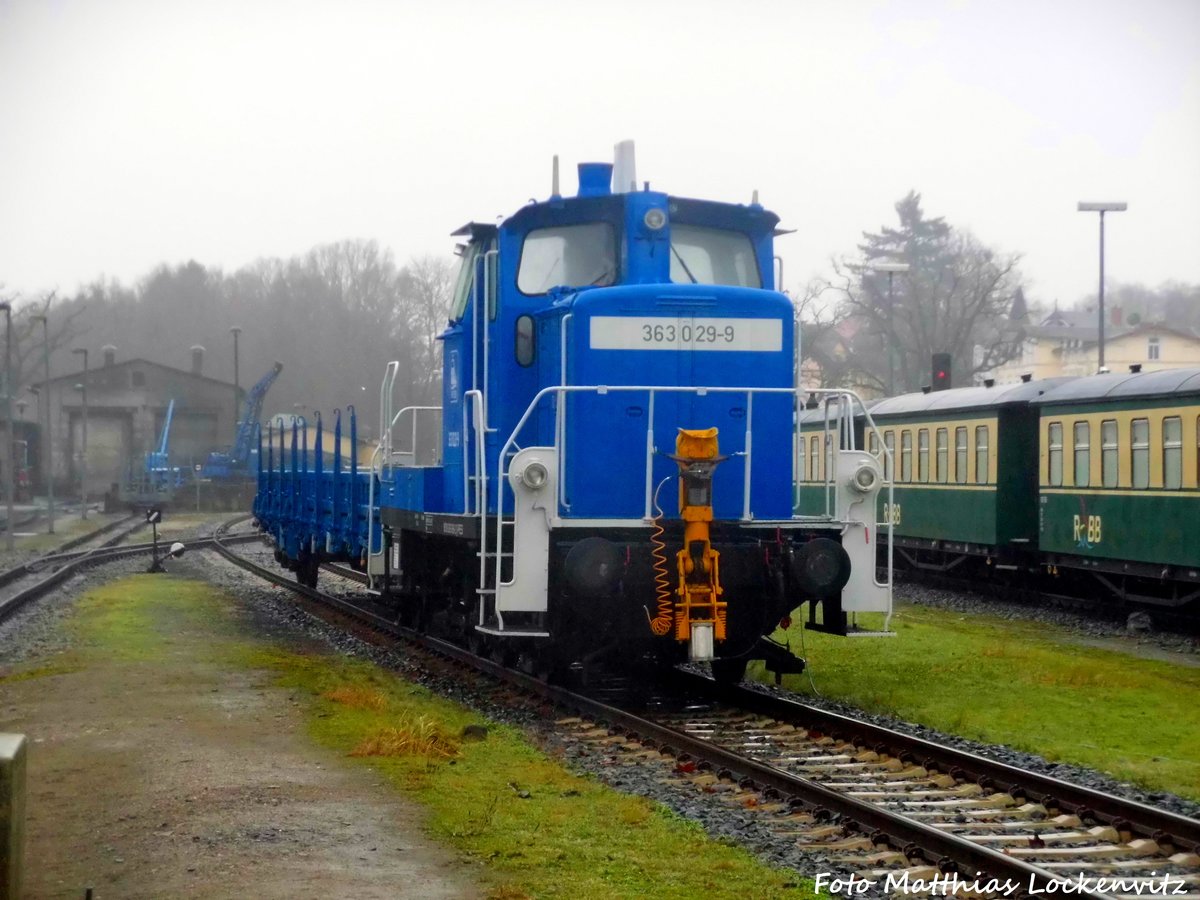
1032,367 -> 1200,605
799,378 -> 1071,575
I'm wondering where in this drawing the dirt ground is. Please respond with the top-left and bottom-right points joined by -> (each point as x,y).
0,574 -> 484,899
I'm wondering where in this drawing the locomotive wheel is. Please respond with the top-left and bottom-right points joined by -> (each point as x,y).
711,657 -> 749,685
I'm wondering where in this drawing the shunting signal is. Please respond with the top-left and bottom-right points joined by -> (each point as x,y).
931,353 -> 952,391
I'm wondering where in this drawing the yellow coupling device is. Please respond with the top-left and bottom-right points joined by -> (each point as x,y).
669,428 -> 727,661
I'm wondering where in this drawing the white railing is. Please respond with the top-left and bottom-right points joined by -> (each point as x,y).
479,384 -> 894,619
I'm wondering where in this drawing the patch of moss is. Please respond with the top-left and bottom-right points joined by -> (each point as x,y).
0,661 -> 82,684
764,603 -> 1200,798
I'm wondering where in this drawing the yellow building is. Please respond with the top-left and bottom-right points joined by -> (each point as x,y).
985,309 -> 1200,384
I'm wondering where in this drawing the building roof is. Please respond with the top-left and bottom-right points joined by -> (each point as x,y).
37,357 -> 237,392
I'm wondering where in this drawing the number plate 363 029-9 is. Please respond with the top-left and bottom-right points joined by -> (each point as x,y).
588,316 -> 783,352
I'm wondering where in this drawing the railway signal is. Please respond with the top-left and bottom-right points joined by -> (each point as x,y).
144,507 -> 185,573
931,353 -> 952,391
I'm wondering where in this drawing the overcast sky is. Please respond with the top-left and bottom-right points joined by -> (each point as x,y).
2,0 -> 1197,310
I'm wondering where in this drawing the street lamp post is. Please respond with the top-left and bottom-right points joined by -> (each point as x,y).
72,348 -> 88,520
31,313 -> 53,533
867,261 -> 910,395
230,326 -> 242,426
0,302 -> 12,551
1077,201 -> 1127,373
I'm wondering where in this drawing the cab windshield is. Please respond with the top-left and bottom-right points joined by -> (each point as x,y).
517,223 -> 616,294
669,225 -> 761,288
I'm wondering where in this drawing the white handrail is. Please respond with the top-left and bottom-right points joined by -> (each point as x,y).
378,361 -> 399,460
489,383 -> 883,604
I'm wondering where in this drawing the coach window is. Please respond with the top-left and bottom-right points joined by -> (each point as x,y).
917,429 -> 930,482
810,435 -> 819,481
935,428 -> 948,483
901,431 -> 912,482
868,431 -> 879,457
883,431 -> 895,482
1131,418 -> 1150,489
954,427 -> 967,484
515,315 -> 536,367
1048,422 -> 1063,487
1073,422 -> 1090,487
974,425 -> 989,484
797,437 -> 806,482
1101,419 -> 1118,487
1163,416 -> 1182,490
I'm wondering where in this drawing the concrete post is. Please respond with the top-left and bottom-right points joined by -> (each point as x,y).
0,733 -> 26,900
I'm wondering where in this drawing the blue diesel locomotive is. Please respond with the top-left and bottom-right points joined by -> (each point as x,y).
255,143 -> 893,680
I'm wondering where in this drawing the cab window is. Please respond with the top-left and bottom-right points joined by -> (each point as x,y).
518,223 -> 616,294
450,243 -> 480,321
669,225 -> 761,288
515,315 -> 536,367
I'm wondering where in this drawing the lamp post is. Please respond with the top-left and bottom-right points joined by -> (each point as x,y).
0,302 -> 12,551
1077,201 -> 1127,373
30,313 -> 53,533
867,261 -> 910,395
230,326 -> 242,426
72,348 -> 88,520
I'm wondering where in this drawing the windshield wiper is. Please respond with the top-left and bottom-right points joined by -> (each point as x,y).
670,243 -> 698,284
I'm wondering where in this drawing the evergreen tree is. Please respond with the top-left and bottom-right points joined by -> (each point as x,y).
836,191 -> 1025,393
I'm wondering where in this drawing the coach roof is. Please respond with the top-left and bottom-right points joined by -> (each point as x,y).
1032,366 -> 1200,405
868,377 -> 1076,417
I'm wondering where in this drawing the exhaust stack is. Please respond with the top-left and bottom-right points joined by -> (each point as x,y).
613,140 -> 637,193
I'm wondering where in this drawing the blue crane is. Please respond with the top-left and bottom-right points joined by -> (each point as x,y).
202,362 -> 283,481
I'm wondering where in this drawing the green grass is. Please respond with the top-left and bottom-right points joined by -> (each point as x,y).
51,575 -> 815,899
762,603 -> 1200,798
68,574 -> 235,660
246,646 -> 815,900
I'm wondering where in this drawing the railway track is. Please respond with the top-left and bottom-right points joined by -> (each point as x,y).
204,525 -> 1200,899
0,514 -> 258,624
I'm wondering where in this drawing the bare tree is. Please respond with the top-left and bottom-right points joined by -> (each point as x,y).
397,255 -> 455,402
832,192 -> 1026,393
